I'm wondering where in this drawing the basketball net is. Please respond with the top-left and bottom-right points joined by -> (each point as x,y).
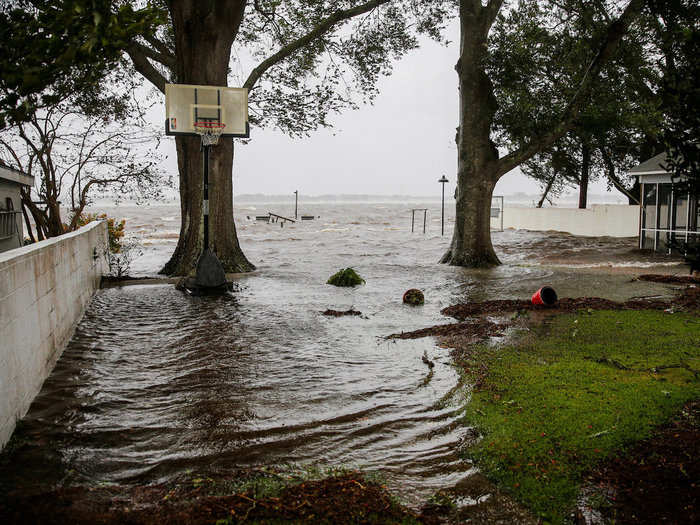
193,121 -> 226,146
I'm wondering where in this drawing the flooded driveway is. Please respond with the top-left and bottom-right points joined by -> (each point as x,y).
0,203 -> 684,512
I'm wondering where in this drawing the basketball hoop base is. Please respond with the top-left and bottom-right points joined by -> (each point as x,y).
177,248 -> 231,295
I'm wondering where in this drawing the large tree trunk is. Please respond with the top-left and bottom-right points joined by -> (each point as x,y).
441,5 -> 501,267
160,0 -> 254,276
160,136 -> 254,275
441,174 -> 499,266
441,0 -> 643,267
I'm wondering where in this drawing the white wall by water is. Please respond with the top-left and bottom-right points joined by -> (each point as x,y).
0,221 -> 107,448
502,204 -> 640,237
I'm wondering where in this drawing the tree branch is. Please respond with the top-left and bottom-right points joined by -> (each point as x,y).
597,139 -> 638,204
495,0 -> 645,177
243,0 -> 392,91
126,45 -> 168,93
131,41 -> 176,69
485,0 -> 505,28
253,0 -> 286,44
143,33 -> 175,62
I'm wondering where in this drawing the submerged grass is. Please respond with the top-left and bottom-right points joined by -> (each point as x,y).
459,310 -> 700,523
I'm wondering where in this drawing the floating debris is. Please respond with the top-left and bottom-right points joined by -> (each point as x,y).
327,268 -> 365,287
403,288 -> 425,305
322,308 -> 362,317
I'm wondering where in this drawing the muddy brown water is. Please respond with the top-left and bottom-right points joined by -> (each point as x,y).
0,203 -> 687,511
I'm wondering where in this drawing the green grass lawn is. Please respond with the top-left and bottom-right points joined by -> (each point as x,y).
460,310 -> 700,523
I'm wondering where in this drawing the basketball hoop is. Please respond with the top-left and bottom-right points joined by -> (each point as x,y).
194,121 -> 226,146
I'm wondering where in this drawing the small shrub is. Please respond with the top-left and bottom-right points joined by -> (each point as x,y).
78,212 -> 141,278
327,268 -> 365,287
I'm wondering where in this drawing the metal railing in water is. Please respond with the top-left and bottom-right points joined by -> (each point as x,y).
0,210 -> 20,240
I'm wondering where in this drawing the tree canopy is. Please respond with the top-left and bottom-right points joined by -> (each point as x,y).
649,0 -> 699,196
0,0 -> 162,128
440,0 -> 647,267
120,0 -> 454,136
487,0 -> 698,204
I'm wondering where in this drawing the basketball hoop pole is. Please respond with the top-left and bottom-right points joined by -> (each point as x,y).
193,121 -> 225,252
190,123 -> 228,292
203,142 -> 210,251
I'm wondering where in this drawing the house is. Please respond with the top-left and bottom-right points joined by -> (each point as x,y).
630,152 -> 699,253
0,164 -> 34,253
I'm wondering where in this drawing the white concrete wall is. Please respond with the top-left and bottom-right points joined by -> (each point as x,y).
502,204 -> 639,237
0,221 -> 107,448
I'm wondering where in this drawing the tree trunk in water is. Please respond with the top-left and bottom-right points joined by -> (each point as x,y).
160,137 -> 254,276
441,175 -> 499,266
160,0 -> 254,276
578,142 -> 590,209
441,6 -> 500,267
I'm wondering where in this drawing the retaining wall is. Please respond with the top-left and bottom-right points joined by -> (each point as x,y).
502,204 -> 639,237
0,221 -> 107,448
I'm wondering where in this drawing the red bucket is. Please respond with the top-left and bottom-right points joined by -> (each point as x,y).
532,286 -> 558,306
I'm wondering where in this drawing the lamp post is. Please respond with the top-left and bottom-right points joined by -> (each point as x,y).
294,190 -> 298,219
438,175 -> 449,236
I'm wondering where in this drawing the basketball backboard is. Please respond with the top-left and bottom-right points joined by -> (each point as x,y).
165,83 -> 249,138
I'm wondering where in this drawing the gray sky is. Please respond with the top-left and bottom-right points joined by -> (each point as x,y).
156,21 -> 623,201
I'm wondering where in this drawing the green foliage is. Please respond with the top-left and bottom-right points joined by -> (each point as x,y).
0,0 -> 164,128
327,267 -> 365,287
486,0 -> 699,204
648,0 -> 700,197
460,310 -> 700,523
488,0 -> 663,203
237,1 -> 454,137
0,55 -> 168,242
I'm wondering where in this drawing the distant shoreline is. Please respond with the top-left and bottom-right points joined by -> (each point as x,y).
86,192 -> 628,207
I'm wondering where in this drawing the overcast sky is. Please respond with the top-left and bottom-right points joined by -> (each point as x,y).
154,21 -> 623,201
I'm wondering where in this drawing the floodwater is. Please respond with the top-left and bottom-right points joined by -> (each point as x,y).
0,201 -> 684,510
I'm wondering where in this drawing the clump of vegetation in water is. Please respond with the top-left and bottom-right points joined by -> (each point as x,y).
327,268 -> 365,287
458,309 -> 700,523
403,289 -> 424,305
